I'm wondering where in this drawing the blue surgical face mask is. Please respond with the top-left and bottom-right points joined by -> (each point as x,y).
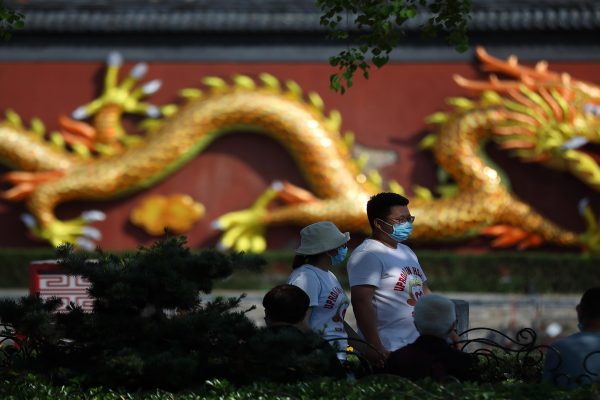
379,219 -> 413,242
329,246 -> 348,266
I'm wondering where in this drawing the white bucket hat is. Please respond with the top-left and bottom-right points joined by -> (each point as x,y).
295,221 -> 350,255
413,294 -> 456,337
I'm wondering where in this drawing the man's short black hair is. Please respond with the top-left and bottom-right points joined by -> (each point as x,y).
579,287 -> 600,319
263,284 -> 309,325
366,192 -> 410,230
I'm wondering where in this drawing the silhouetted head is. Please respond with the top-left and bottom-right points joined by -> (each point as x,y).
576,287 -> 600,330
263,284 -> 310,327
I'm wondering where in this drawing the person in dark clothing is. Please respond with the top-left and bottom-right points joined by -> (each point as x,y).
243,284 -> 345,383
543,287 -> 600,387
386,294 -> 477,382
262,283 -> 311,331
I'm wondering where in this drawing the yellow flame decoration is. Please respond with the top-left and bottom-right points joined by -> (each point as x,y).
130,194 -> 205,236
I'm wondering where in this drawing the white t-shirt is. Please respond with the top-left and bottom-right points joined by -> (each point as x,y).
288,264 -> 349,356
347,239 -> 427,351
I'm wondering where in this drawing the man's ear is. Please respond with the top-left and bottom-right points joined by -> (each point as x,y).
373,218 -> 381,231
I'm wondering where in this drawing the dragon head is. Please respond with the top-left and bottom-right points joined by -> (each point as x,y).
454,47 -> 600,192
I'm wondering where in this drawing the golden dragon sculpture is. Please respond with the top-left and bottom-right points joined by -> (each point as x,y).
0,48 -> 599,252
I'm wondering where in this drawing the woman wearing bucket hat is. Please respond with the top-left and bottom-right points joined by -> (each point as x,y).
287,221 -> 351,359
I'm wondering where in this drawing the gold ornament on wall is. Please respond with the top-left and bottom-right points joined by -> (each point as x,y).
0,48 -> 598,253
130,194 -> 205,236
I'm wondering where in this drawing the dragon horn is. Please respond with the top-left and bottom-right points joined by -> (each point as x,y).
453,74 -> 522,93
475,47 -> 560,82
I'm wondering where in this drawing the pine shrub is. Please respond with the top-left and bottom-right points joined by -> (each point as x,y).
0,237 -> 269,390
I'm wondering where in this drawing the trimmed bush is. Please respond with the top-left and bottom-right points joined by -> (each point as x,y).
0,374 -> 598,399
0,248 -> 56,288
222,250 -> 600,294
0,248 -> 598,293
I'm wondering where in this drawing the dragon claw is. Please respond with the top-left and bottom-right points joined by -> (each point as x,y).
213,187 -> 278,253
76,237 -> 96,251
20,213 -> 37,229
81,226 -> 102,241
210,220 -> 223,230
23,211 -> 105,249
71,106 -> 89,120
145,105 -> 161,118
214,183 -> 320,252
81,210 -> 106,222
142,80 -> 162,95
108,52 -> 123,67
130,63 -> 148,80
214,208 -> 267,253
73,55 -> 162,132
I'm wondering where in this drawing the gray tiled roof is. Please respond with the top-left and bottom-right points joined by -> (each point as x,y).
7,0 -> 600,33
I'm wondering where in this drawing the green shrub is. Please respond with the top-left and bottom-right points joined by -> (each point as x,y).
0,237 -> 344,390
230,250 -> 600,294
0,374 -> 598,400
0,248 -> 56,287
0,248 -> 598,293
418,251 -> 600,293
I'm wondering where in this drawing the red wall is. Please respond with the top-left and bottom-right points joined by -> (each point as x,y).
1,60 -> 599,250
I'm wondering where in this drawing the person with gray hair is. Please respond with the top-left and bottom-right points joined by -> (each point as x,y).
386,294 -> 476,382
413,293 -> 458,337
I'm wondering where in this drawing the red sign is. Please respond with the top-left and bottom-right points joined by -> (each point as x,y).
29,260 -> 94,312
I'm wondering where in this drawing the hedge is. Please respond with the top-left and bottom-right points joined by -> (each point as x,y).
0,375 -> 597,400
0,248 -> 598,293
234,250 -> 600,293
0,248 -> 56,288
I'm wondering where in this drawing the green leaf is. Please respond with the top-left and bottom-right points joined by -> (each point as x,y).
320,0 -> 470,93
329,73 -> 341,91
372,55 -> 389,68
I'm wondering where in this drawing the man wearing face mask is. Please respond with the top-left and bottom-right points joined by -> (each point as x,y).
347,192 -> 431,360
288,221 -> 351,360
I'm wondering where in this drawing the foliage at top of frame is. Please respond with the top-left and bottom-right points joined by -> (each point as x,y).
317,0 -> 471,93
0,1 -> 24,40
